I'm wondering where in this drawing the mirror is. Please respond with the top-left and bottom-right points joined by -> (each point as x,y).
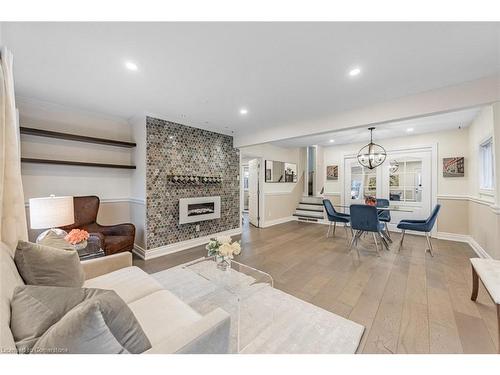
265,160 -> 297,183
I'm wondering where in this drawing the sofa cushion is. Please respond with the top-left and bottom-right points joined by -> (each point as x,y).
128,290 -> 201,346
14,241 -> 85,287
84,266 -> 163,304
32,289 -> 151,354
1,244 -> 24,353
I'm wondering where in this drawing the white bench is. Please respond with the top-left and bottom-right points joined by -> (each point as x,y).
470,258 -> 500,353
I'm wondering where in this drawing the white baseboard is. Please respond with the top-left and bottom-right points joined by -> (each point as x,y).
435,231 -> 492,259
133,227 -> 242,260
261,216 -> 297,228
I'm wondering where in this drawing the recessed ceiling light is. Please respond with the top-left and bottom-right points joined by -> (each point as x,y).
168,136 -> 174,140
125,61 -> 138,71
406,128 -> 414,132
239,108 -> 248,115
329,139 -> 335,143
348,67 -> 361,77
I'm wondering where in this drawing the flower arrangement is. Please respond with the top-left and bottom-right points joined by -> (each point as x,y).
64,229 -> 89,245
206,235 -> 241,258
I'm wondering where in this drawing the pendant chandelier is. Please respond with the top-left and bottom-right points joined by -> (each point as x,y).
357,127 -> 387,169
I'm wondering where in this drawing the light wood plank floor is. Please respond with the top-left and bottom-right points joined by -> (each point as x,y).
134,219 -> 498,354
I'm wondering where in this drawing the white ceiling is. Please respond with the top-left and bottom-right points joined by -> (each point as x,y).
2,22 -> 499,139
271,107 -> 481,148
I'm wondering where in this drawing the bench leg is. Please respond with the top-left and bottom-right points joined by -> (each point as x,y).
497,304 -> 500,354
471,265 -> 479,301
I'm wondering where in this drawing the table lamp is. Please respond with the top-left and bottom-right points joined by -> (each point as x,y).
29,195 -> 74,243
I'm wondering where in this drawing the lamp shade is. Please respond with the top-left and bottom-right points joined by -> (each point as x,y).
29,195 -> 74,229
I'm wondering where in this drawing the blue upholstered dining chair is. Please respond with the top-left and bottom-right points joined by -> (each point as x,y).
396,204 -> 441,256
322,199 -> 352,239
349,204 -> 390,257
376,198 -> 392,242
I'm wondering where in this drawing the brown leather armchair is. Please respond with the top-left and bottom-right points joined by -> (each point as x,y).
61,196 -> 135,255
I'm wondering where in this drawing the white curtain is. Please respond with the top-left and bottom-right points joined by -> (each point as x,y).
0,47 -> 28,254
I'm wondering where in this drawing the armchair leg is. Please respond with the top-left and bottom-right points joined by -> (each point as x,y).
333,222 -> 337,236
425,232 -> 435,257
471,265 -> 479,301
398,230 -> 405,252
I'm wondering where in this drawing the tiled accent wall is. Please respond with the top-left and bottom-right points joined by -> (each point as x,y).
146,116 -> 240,249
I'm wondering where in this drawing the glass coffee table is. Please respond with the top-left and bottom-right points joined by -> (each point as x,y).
182,256 -> 274,353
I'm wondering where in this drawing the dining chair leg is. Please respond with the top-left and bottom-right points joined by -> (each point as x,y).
348,230 -> 358,255
372,232 -> 381,257
333,222 -> 337,236
326,222 -> 332,238
350,225 -> 354,238
344,224 -> 350,244
425,232 -> 435,257
378,232 -> 390,251
384,223 -> 393,243
398,230 -> 405,252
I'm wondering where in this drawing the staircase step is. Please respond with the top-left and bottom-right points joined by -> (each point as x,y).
296,206 -> 324,212
299,202 -> 323,207
293,213 -> 322,221
301,196 -> 323,204
294,210 -> 324,218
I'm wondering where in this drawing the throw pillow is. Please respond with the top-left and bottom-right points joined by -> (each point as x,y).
31,288 -> 151,354
10,285 -> 106,352
14,240 -> 85,287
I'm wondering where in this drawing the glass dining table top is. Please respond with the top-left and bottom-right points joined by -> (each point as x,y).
333,204 -> 414,212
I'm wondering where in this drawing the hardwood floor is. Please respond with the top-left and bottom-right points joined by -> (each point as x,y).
133,218 -> 498,354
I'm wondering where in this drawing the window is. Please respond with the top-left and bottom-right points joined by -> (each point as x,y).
350,164 -> 377,200
389,158 -> 423,203
480,138 -> 494,190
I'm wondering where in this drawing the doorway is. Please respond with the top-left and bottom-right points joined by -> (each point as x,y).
247,158 -> 261,227
306,146 -> 316,196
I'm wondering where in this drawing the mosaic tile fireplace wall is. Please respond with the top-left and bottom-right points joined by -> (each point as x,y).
146,116 -> 240,249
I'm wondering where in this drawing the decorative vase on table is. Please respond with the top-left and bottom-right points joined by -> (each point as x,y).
215,255 -> 231,271
206,236 -> 242,272
65,229 -> 90,252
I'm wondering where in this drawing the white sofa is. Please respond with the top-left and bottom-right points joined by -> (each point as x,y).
0,242 -> 231,354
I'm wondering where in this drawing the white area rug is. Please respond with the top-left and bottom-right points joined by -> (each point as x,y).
153,260 -> 364,354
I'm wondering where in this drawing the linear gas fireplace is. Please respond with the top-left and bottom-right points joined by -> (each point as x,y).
179,196 -> 221,224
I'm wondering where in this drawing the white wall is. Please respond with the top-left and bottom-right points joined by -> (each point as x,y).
467,106 -> 495,201
322,127 -> 471,197
240,143 -> 304,225
17,97 -> 141,242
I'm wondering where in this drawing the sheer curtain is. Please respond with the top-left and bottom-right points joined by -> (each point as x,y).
0,47 -> 28,255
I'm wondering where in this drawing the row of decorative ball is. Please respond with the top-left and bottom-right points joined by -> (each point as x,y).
167,175 -> 223,184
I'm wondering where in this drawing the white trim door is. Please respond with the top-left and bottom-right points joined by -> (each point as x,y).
248,158 -> 260,227
343,147 -> 434,226
380,149 -> 432,227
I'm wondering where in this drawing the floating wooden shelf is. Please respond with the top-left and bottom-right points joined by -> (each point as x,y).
167,175 -> 222,185
21,158 -> 136,169
20,127 -> 136,148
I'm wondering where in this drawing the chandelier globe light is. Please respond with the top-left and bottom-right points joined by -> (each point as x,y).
357,127 -> 387,170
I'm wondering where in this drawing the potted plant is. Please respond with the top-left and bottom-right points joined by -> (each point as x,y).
206,236 -> 241,271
